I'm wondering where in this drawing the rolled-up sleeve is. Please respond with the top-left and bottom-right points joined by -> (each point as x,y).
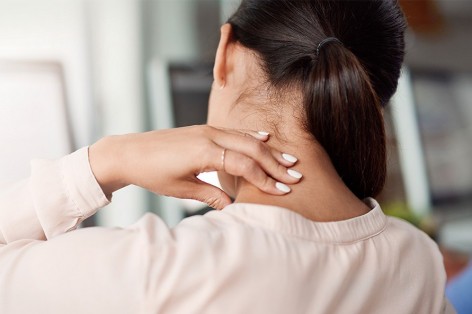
0,147 -> 110,244
0,148 -> 167,314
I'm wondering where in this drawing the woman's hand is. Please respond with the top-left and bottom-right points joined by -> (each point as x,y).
89,125 -> 301,209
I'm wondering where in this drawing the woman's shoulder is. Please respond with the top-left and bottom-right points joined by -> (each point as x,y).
385,214 -> 435,243
384,214 -> 444,263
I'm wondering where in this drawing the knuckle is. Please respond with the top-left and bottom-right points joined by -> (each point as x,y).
237,157 -> 250,173
259,176 -> 272,191
194,130 -> 214,148
204,125 -> 216,136
200,145 -> 214,165
205,197 -> 220,209
199,188 -> 226,209
277,163 -> 287,176
262,176 -> 273,190
195,139 -> 212,160
202,138 -> 214,152
199,125 -> 209,136
196,125 -> 212,137
241,158 -> 257,174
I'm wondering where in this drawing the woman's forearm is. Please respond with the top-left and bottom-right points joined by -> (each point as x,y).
0,125 -> 299,243
87,126 -> 300,210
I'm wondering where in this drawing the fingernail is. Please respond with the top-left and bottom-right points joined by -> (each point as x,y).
282,153 -> 298,163
254,131 -> 269,141
287,169 -> 303,179
276,182 -> 291,193
254,131 -> 270,140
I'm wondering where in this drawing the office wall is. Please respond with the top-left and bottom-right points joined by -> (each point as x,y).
0,0 -> 148,227
0,0 -> 93,148
87,0 -> 148,227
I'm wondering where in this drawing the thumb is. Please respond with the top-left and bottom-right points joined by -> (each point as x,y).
190,180 -> 232,210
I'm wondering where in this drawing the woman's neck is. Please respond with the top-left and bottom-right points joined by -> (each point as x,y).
233,138 -> 371,222
221,96 -> 371,221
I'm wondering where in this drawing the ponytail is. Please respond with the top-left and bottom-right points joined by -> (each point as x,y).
228,0 -> 406,198
305,42 -> 386,198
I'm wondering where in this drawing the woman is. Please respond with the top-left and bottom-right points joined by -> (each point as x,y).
0,0 -> 455,313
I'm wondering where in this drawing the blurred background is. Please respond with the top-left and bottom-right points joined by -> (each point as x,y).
0,0 -> 471,304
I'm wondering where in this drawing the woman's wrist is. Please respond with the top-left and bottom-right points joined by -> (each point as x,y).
89,136 -> 129,198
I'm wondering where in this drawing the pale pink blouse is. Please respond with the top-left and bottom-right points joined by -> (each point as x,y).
0,148 -> 455,314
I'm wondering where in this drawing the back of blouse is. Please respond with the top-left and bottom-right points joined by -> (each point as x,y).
0,149 -> 454,314
142,200 -> 453,314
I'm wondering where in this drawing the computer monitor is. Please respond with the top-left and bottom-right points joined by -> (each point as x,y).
411,69 -> 472,206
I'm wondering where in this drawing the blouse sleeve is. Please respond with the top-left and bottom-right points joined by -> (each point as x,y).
0,147 -> 110,244
0,148 -> 169,313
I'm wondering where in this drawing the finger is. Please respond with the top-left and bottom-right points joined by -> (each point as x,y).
185,179 -> 232,210
271,149 -> 299,167
209,129 -> 301,184
223,150 -> 293,195
212,127 -> 299,167
219,131 -> 300,168
210,126 -> 270,142
214,129 -> 299,168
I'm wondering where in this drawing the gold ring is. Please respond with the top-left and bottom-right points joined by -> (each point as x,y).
221,148 -> 226,170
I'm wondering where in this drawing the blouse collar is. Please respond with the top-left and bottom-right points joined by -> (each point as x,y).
219,198 -> 388,244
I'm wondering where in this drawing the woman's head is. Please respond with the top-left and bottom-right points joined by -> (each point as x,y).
208,0 -> 406,199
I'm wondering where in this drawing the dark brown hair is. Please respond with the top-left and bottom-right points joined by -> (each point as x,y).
228,0 -> 406,198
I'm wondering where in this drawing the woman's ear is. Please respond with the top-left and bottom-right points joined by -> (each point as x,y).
213,23 -> 233,89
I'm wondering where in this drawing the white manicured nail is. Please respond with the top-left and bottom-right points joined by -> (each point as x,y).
282,153 -> 298,163
276,182 -> 291,193
258,131 -> 270,136
287,169 -> 303,179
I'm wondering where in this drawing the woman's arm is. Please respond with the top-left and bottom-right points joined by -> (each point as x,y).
0,211 -> 169,314
89,126 -> 300,208
0,126 -> 301,312
0,125 -> 299,244
0,146 -> 147,314
0,126 -> 299,313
